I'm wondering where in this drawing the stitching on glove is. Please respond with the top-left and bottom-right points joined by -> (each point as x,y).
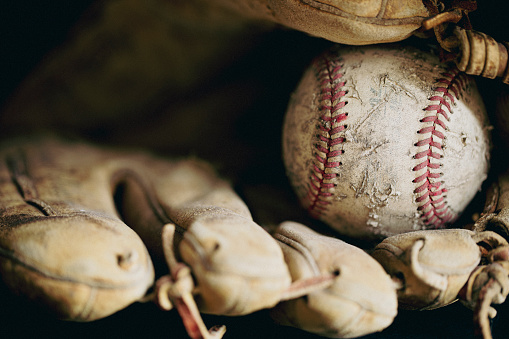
6,152 -> 57,216
299,0 -> 427,25
273,232 -> 338,301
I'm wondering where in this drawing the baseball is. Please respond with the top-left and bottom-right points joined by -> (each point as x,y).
282,44 -> 491,241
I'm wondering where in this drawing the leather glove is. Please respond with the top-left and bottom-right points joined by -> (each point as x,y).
0,135 -> 402,339
0,135 -> 291,329
271,221 -> 398,338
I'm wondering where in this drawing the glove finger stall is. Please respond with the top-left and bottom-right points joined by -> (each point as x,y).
271,221 -> 397,338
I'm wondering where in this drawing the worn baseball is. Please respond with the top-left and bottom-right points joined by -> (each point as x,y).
282,44 -> 491,241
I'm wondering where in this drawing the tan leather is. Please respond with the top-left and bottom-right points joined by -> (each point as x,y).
372,229 -> 483,310
0,137 -> 155,321
0,136 -> 292,322
217,0 -> 430,45
271,221 -> 397,338
0,136 -> 405,338
372,228 -> 509,339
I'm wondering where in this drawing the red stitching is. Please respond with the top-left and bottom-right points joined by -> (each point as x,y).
413,68 -> 465,228
305,53 -> 347,218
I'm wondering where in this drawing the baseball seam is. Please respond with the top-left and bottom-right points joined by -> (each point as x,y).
305,53 -> 347,218
305,54 -> 467,228
412,68 -> 466,227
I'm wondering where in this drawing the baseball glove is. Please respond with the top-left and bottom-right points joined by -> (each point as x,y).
0,136 -> 399,339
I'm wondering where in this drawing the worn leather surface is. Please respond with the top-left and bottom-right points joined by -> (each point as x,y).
0,136 -> 294,322
271,221 -> 397,338
372,229 -> 482,310
215,0 -> 429,45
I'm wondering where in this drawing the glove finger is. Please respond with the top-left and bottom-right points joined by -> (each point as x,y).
97,140 -> 292,316
271,221 -> 398,338
0,136 -> 155,321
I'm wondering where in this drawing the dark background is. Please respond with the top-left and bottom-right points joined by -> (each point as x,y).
1,1 -> 509,338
